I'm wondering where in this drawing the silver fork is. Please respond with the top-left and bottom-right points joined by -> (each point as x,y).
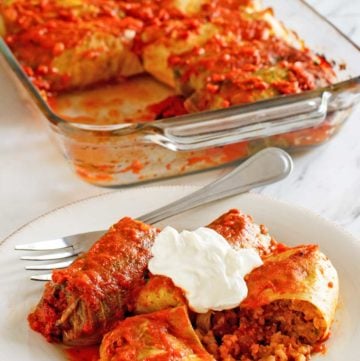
15,148 -> 293,281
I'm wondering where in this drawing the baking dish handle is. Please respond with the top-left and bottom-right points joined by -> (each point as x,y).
146,92 -> 331,151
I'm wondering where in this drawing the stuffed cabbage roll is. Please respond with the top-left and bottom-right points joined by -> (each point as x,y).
172,35 -> 335,112
241,244 -> 339,343
28,217 -> 158,345
196,244 -> 339,360
100,306 -> 215,361
207,208 -> 276,256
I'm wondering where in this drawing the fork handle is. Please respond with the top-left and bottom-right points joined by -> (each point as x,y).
139,147 -> 292,225
16,148 -> 292,254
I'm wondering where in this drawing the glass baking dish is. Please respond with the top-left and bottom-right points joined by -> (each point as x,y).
1,0 -> 360,186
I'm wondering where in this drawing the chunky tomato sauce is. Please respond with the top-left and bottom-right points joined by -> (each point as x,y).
3,0 -> 334,97
208,209 -> 279,256
147,95 -> 188,119
3,0 -> 186,91
170,38 -> 334,110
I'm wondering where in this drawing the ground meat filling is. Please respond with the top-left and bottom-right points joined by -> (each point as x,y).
195,300 -> 326,361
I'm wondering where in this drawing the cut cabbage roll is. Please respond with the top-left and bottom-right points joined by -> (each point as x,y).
28,217 -> 158,345
196,244 -> 339,360
241,244 -> 339,343
99,306 -> 215,361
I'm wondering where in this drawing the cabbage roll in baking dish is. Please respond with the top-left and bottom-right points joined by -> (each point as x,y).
28,209 -> 272,345
171,35 -> 335,112
142,4 -> 285,89
165,4 -> 335,112
0,0 -> 144,91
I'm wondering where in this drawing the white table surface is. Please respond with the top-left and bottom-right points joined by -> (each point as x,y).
1,0 -> 359,241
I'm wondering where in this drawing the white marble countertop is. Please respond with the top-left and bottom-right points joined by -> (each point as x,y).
1,0 -> 359,241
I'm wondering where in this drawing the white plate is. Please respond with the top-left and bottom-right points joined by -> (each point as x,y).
1,186 -> 359,360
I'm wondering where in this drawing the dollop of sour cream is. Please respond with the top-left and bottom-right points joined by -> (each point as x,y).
148,226 -> 263,313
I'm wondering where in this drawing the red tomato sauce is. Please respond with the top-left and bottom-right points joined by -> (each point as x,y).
66,346 -> 100,361
147,95 -> 188,119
